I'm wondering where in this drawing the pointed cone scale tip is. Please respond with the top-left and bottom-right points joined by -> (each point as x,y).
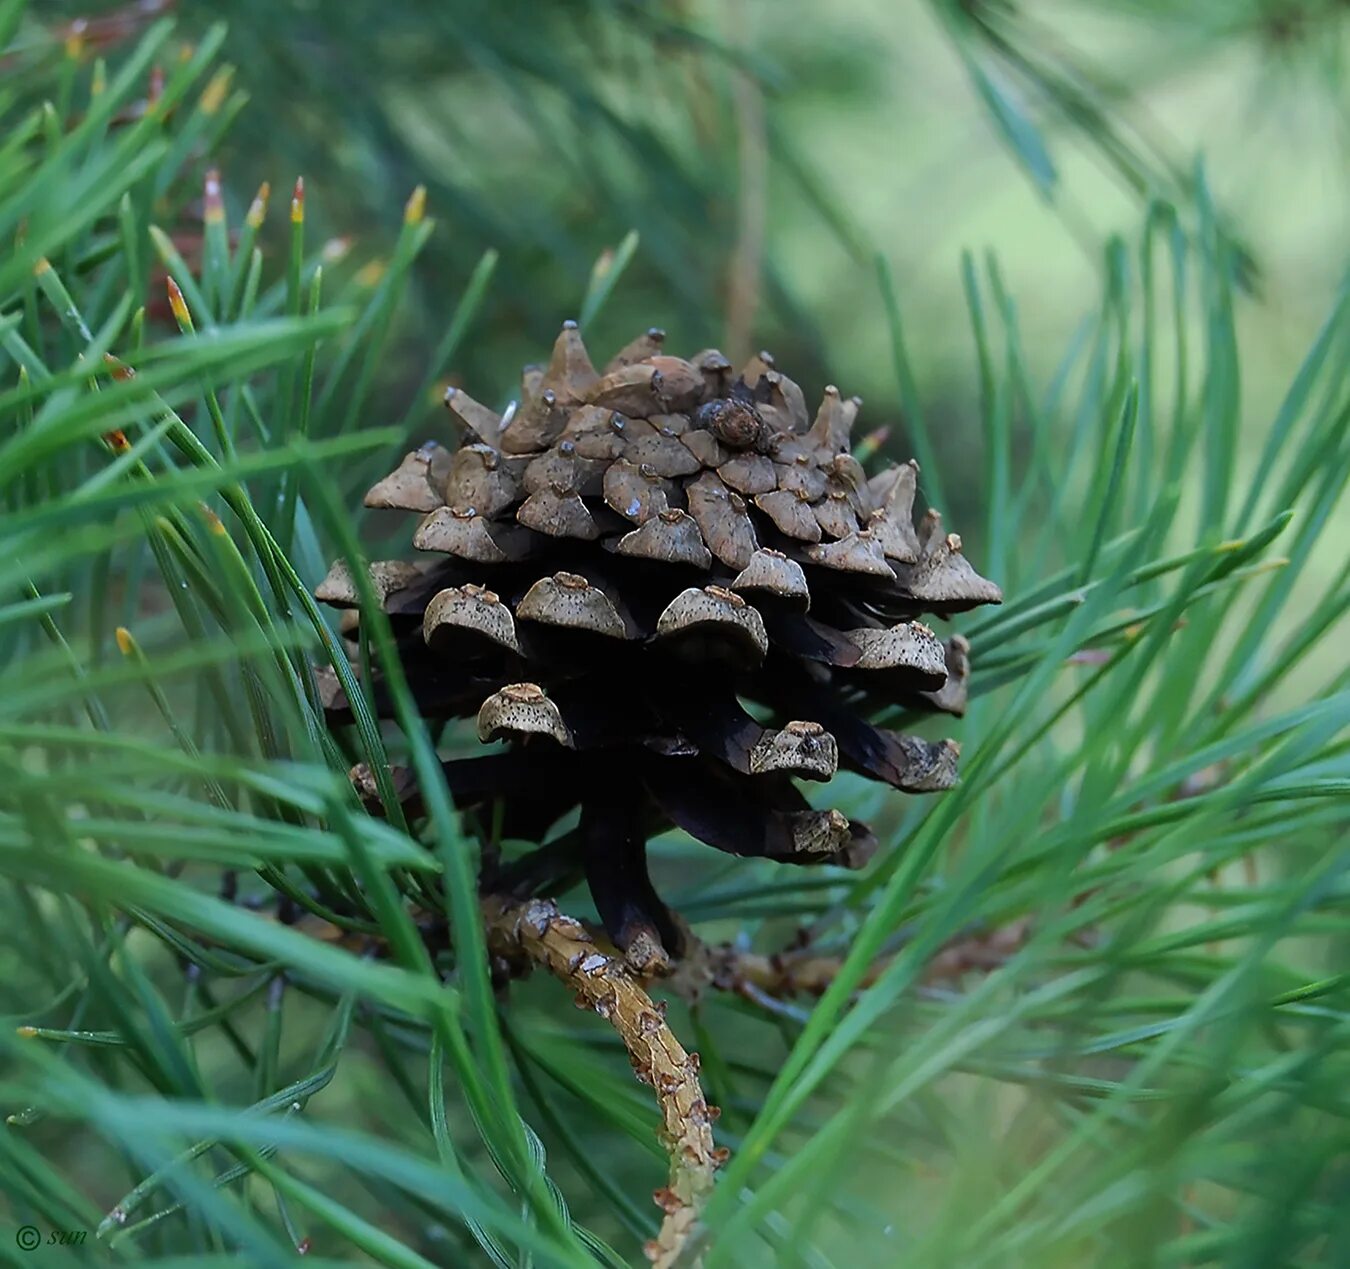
655,586 -> 768,661
616,509 -> 713,568
476,683 -> 573,747
898,519 -> 1004,607
423,585 -> 520,654
788,808 -> 852,855
806,383 -> 859,454
846,623 -> 947,679
516,573 -> 627,638
517,487 -> 598,539
444,385 -> 503,442
923,636 -> 971,716
604,459 -> 670,523
604,328 -> 667,374
749,721 -> 838,779
313,562 -> 355,605
807,529 -> 895,577
413,508 -> 511,562
814,495 -> 857,540
765,369 -> 810,431
314,559 -> 418,608
449,444 -> 517,516
731,548 -> 810,607
542,320 -> 599,403
501,388 -> 568,452
755,489 -> 822,542
894,735 -> 962,792
364,447 -> 448,512
291,176 -> 305,223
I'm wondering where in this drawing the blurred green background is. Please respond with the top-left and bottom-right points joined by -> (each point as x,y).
40,0 -> 1350,458
4,1 -> 1348,1264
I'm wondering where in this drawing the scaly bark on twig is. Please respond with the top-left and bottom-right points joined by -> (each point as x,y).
673,916 -> 1037,1005
482,895 -> 720,1268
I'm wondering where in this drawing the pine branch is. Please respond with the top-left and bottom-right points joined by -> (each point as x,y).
680,915 -> 1038,1006
482,896 -> 721,1269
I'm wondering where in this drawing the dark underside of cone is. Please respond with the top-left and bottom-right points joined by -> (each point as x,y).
317,323 -> 1001,971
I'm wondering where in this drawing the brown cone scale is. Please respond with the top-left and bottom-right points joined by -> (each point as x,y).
317,324 -> 1001,966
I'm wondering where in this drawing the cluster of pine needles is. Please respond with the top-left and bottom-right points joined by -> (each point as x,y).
0,5 -> 1347,1267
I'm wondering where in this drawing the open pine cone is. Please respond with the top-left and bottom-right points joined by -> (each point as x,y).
316,323 -> 1001,971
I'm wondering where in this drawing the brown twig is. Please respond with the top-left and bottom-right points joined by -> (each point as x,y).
674,916 -> 1038,1006
268,891 -> 1042,1009
482,896 -> 720,1268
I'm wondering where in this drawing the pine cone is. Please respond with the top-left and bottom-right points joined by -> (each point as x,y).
316,323 -> 1001,971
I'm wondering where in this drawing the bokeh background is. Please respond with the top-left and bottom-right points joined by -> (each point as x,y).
42,0 -> 1350,470
7,1 -> 1349,1263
